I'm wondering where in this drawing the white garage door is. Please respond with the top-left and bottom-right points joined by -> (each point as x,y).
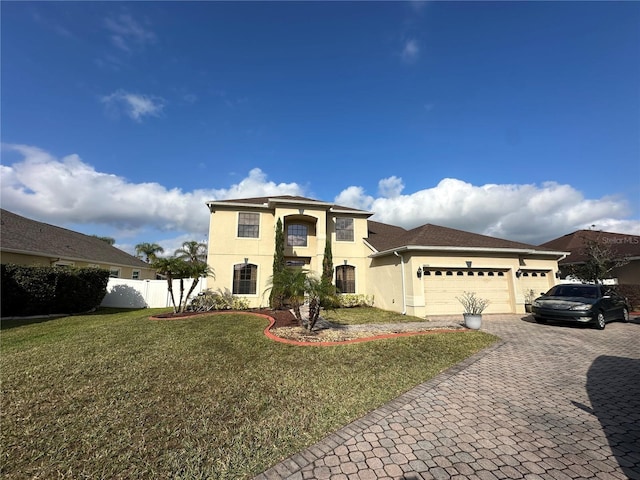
424,269 -> 512,315
519,270 -> 553,300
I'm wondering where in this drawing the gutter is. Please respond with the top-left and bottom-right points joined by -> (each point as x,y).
370,245 -> 569,259
394,251 -> 407,315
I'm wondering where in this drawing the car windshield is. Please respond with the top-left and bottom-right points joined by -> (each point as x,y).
547,285 -> 599,298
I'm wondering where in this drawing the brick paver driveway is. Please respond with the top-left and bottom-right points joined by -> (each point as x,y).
256,315 -> 640,480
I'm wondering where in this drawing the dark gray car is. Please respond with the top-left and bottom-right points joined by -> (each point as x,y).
532,284 -> 630,330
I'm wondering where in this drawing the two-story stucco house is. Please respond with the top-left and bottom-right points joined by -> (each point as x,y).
206,195 -> 568,316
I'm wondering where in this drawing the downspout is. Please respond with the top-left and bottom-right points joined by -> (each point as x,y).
394,251 -> 407,315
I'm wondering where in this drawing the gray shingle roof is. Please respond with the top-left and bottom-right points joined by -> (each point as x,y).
0,209 -> 150,268
367,220 -> 559,253
540,230 -> 640,264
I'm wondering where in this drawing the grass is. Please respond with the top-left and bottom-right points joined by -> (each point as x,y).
323,306 -> 426,325
1,308 -> 497,479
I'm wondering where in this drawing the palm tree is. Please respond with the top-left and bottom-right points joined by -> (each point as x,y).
135,242 -> 165,263
267,267 -> 307,324
306,275 -> 338,332
152,257 -> 185,312
174,241 -> 207,264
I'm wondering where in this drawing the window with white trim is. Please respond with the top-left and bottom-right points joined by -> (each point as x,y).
109,267 -> 121,278
233,263 -> 257,295
132,270 -> 140,280
287,224 -> 308,246
237,213 -> 260,238
336,218 -> 354,242
335,265 -> 356,294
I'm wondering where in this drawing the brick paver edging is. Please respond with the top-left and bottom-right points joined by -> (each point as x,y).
150,311 -> 472,346
254,339 -> 506,480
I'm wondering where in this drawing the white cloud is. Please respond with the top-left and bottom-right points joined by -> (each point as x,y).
104,13 -> 156,53
2,144 -> 638,248
378,176 -> 404,198
0,145 -> 304,244
101,90 -> 165,122
335,178 -> 639,245
401,39 -> 419,63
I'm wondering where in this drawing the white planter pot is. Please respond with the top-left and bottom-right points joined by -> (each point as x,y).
464,313 -> 482,330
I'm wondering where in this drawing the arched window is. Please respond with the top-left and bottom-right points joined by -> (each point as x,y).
335,265 -> 356,293
233,263 -> 257,295
287,224 -> 308,246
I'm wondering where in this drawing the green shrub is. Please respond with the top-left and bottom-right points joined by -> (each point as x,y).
338,294 -> 375,308
188,288 -> 250,311
1,264 -> 109,317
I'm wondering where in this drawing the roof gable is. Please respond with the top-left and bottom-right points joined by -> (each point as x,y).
540,230 -> 640,263
0,209 -> 150,268
208,195 -> 371,214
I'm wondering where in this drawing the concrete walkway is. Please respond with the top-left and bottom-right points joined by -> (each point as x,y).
255,314 -> 640,480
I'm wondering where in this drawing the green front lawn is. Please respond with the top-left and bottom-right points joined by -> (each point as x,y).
1,308 -> 497,479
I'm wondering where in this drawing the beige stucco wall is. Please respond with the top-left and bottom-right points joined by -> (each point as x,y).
367,250 -> 560,317
206,205 -> 373,307
0,251 -> 155,280
614,260 -> 640,284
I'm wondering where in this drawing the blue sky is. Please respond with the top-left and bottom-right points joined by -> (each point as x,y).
2,1 -> 639,255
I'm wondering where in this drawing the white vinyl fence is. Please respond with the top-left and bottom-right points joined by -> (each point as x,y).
101,277 -> 208,309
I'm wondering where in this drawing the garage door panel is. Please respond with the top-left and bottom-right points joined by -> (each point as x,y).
424,270 -> 512,315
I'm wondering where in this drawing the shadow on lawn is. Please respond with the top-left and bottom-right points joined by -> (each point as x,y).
0,307 -> 150,330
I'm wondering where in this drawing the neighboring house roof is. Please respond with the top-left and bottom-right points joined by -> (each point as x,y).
367,221 -> 565,257
207,195 -> 372,215
0,209 -> 151,269
540,230 -> 640,264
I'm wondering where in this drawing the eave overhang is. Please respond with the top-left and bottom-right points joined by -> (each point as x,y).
369,245 -> 569,259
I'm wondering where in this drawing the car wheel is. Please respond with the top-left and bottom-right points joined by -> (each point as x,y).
622,307 -> 630,323
596,312 -> 606,330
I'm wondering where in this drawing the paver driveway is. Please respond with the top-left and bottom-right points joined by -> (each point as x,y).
256,315 -> 640,480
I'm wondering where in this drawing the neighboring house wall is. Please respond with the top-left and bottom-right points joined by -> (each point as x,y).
1,251 -> 156,280
613,259 -> 640,284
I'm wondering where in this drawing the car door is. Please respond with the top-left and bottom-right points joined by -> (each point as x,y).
602,287 -> 623,320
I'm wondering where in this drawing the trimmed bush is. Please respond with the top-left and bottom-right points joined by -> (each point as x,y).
338,294 -> 375,308
187,288 -> 250,311
1,264 -> 109,317
617,284 -> 640,310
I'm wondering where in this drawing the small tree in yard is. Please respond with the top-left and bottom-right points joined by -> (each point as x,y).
270,218 -> 286,309
567,238 -> 630,284
322,238 -> 333,284
306,275 -> 338,332
153,255 -> 213,313
153,257 -> 185,312
268,267 -> 307,323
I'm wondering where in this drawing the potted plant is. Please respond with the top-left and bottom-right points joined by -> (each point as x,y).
524,289 -> 536,313
456,291 -> 490,329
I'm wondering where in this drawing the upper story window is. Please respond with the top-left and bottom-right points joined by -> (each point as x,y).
238,212 -> 259,238
287,224 -> 308,247
336,218 -> 354,242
